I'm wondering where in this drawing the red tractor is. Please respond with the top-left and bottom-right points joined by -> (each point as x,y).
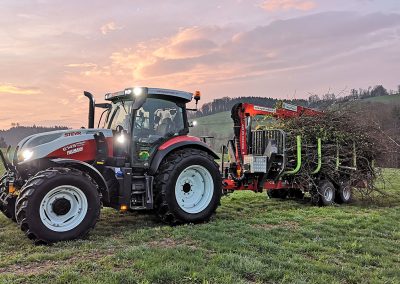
0,87 -> 222,243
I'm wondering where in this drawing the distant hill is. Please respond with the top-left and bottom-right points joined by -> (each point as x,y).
0,126 -> 69,146
189,96 -> 400,158
363,94 -> 400,104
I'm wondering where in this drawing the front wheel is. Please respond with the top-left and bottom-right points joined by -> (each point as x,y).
312,180 -> 335,206
154,149 -> 222,224
15,168 -> 101,244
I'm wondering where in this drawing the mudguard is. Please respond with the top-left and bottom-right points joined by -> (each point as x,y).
149,139 -> 220,175
50,158 -> 109,202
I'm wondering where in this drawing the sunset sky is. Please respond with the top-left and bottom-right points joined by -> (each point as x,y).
1,0 -> 400,129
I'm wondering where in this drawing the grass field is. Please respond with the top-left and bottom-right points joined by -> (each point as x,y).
0,161 -> 399,283
364,94 -> 400,104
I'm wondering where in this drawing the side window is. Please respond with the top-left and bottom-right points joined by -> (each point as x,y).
133,98 -> 185,141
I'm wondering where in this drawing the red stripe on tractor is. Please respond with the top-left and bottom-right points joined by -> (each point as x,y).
47,137 -> 114,162
158,136 -> 201,150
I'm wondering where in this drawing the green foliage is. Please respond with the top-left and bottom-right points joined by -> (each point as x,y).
0,170 -> 399,283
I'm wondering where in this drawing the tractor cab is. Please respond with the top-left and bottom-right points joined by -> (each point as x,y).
98,87 -> 195,168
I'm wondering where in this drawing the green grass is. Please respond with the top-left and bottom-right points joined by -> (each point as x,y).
0,169 -> 399,283
190,111 -> 233,140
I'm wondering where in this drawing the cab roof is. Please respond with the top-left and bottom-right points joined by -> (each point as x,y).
105,87 -> 193,102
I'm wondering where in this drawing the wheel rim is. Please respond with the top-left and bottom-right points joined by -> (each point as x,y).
39,185 -> 88,232
175,165 -> 214,214
324,186 -> 334,202
342,186 -> 351,201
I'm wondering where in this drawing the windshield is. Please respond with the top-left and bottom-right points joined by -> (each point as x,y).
104,100 -> 134,131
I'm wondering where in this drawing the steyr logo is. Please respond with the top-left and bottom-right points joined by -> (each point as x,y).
64,131 -> 82,137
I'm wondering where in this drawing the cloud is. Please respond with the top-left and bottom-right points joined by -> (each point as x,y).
93,12 -> 400,90
154,27 -> 224,59
65,63 -> 98,68
0,83 -> 41,95
100,21 -> 123,35
260,0 -> 316,12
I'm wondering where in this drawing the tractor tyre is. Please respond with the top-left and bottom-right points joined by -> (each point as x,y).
154,149 -> 222,225
2,194 -> 17,222
335,182 -> 352,204
312,180 -> 335,206
15,168 -> 101,244
0,173 -> 17,221
0,174 -> 6,214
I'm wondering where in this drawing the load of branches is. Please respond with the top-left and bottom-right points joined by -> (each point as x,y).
280,104 -> 399,200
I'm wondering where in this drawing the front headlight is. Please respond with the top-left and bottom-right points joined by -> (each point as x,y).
116,134 -> 126,144
22,150 -> 34,161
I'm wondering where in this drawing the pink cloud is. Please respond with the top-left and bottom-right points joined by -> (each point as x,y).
260,0 -> 316,12
100,21 -> 123,35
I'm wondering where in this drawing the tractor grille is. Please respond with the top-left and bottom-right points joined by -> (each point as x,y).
250,129 -> 286,155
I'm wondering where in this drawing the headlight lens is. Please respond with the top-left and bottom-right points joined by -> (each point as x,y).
116,134 -> 125,144
22,150 -> 33,161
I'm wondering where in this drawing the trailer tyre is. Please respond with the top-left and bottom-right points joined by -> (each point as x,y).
335,182 -> 352,204
15,168 -> 100,244
154,149 -> 222,225
314,180 -> 336,206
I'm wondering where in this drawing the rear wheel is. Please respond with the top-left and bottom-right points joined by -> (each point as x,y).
154,149 -> 222,224
15,168 -> 101,244
336,182 -> 352,204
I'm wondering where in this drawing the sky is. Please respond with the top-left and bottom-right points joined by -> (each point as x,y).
0,0 -> 399,129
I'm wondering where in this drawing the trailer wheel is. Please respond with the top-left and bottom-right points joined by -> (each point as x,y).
15,168 -> 100,244
335,182 -> 352,204
154,149 -> 222,224
313,180 -> 335,206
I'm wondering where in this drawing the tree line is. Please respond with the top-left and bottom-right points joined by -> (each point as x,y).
191,84 -> 399,118
308,84 -> 399,108
190,96 -> 309,118
0,125 -> 68,147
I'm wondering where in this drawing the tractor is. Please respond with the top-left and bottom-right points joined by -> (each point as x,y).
0,87 -> 222,243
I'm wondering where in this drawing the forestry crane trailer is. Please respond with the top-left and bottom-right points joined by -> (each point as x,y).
222,102 -> 353,205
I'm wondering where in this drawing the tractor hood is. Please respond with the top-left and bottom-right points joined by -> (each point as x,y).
16,128 -> 114,165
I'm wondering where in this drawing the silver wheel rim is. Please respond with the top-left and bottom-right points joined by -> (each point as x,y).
342,186 -> 351,200
175,165 -> 214,214
39,185 -> 88,232
324,186 -> 334,202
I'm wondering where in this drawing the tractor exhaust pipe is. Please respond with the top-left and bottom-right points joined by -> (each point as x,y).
84,91 -> 95,128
